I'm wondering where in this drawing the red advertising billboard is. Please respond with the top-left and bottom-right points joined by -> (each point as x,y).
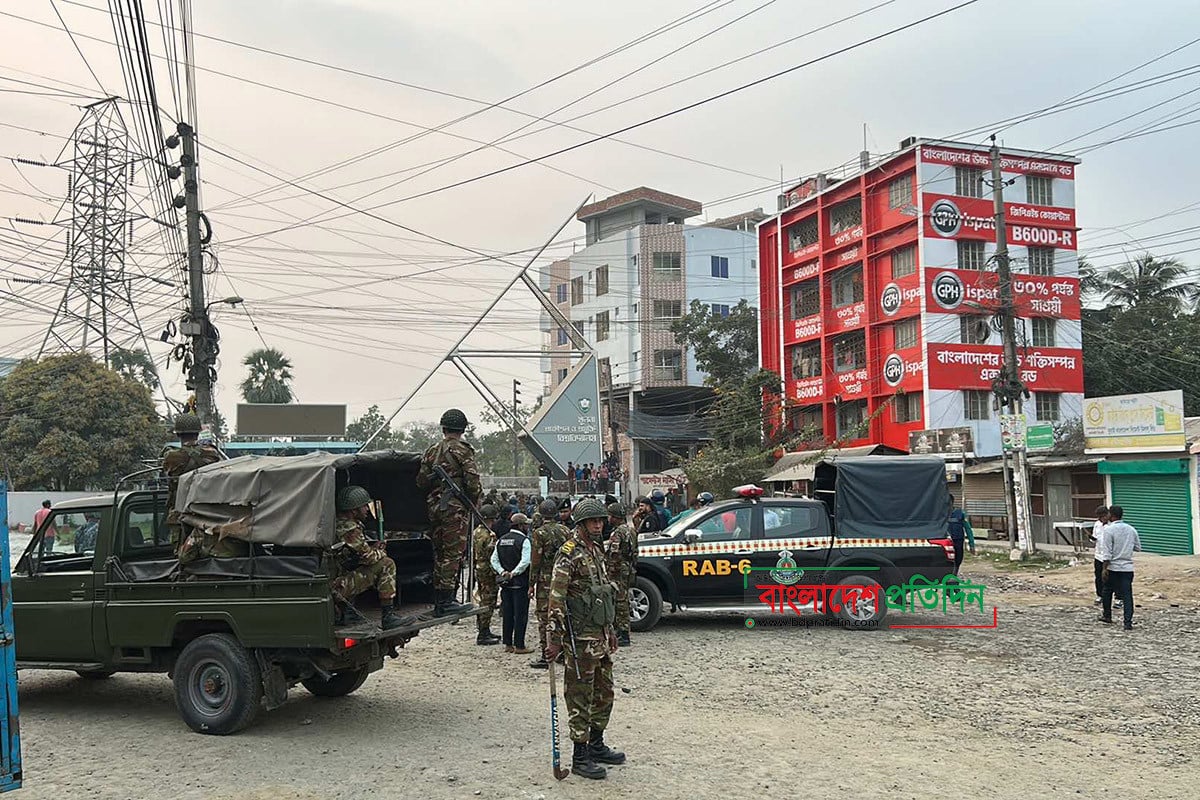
923,193 -> 1078,250
924,269 -> 1081,318
920,145 -> 1076,179
927,343 -> 1083,391
789,376 -> 825,403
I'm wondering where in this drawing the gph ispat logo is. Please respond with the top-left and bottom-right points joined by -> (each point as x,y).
883,353 -> 905,387
880,283 -> 902,317
929,198 -> 963,237
932,271 -> 964,310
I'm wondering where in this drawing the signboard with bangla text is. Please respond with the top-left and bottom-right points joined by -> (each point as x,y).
1083,390 -> 1186,454
519,353 -> 602,478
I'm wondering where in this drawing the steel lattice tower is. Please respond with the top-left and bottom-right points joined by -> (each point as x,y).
40,98 -> 141,364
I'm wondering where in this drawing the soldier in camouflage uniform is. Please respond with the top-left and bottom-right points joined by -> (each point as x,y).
527,498 -> 571,669
163,413 -> 220,555
415,408 -> 479,617
546,498 -> 626,781
472,504 -> 502,645
605,502 -> 637,647
330,485 -> 408,630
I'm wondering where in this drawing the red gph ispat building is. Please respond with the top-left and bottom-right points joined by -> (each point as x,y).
758,138 -> 1083,457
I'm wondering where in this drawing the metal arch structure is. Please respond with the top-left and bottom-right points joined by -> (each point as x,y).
360,198 -> 600,477
39,98 -> 143,365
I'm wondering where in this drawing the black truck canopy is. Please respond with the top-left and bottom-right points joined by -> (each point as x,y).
814,456 -> 950,539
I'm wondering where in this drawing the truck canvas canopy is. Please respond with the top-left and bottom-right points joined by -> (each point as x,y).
176,450 -> 430,549
815,456 -> 950,539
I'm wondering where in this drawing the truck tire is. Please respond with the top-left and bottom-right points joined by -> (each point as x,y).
629,576 -> 663,633
833,574 -> 888,630
173,633 -> 263,735
75,669 -> 116,680
301,667 -> 370,698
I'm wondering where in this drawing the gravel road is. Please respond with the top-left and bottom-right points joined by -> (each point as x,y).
12,554 -> 1200,799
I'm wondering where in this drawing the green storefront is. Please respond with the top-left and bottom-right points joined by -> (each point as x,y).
1099,459 -> 1195,556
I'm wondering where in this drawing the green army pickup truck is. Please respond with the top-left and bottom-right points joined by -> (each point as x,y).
13,451 -> 478,735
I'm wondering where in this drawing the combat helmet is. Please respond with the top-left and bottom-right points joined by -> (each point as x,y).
539,498 -> 559,517
439,408 -> 468,432
606,502 -> 626,518
480,503 -> 499,520
572,498 -> 607,525
173,413 -> 203,435
336,484 -> 372,512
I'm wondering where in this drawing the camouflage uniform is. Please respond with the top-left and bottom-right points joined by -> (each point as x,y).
472,523 -> 498,631
163,443 -> 220,552
416,436 -> 481,593
605,521 -> 638,636
548,529 -> 617,744
530,518 -> 571,659
330,517 -> 397,603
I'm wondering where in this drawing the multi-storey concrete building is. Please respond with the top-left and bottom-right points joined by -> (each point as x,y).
758,138 -> 1083,457
541,187 -> 763,497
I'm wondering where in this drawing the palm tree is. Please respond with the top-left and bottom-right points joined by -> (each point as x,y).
1094,253 -> 1194,312
109,347 -> 159,390
240,347 -> 294,404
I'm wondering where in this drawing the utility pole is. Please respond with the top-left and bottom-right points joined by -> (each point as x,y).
175,122 -> 213,424
989,135 -> 1034,557
512,378 -> 522,476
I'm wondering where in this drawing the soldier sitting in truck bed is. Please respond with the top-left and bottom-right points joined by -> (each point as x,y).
331,485 -> 407,630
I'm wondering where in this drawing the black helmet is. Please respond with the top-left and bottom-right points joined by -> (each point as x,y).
440,408 -> 468,432
173,413 -> 202,435
697,491 -> 715,506
558,497 -> 572,512
650,489 -> 665,503
572,498 -> 607,524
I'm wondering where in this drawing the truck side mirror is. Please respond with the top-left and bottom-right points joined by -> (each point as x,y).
683,529 -> 703,545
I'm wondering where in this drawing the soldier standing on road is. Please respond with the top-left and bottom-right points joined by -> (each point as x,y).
163,413 -> 220,554
528,498 -> 570,669
605,502 -> 637,648
472,505 -> 502,645
331,485 -> 408,630
416,408 -> 479,617
546,498 -> 626,780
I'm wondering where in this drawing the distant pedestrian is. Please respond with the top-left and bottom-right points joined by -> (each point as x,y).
567,462 -> 577,495
33,499 -> 54,547
492,513 -> 533,653
1097,505 -> 1141,630
947,496 -> 975,574
1090,505 -> 1111,604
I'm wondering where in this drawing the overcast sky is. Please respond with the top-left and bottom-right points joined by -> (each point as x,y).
3,0 -> 1199,434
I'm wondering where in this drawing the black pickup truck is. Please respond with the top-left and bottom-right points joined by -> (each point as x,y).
12,450 -> 479,734
629,457 -> 957,630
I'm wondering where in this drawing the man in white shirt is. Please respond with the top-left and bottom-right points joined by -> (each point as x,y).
1090,505 -> 1111,604
1095,505 -> 1142,630
492,513 -> 534,653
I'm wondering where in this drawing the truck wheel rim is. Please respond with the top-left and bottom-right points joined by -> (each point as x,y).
843,587 -> 879,622
190,659 -> 232,716
629,587 -> 649,621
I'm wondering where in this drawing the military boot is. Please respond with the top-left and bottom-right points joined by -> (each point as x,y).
336,603 -> 370,627
433,589 -> 474,617
381,607 -> 419,630
572,741 -> 606,780
476,628 -> 501,645
588,729 -> 625,765
616,630 -> 631,647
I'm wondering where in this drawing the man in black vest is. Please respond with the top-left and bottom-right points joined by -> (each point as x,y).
491,512 -> 533,654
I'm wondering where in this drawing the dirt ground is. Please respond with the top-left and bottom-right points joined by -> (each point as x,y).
12,550 -> 1200,800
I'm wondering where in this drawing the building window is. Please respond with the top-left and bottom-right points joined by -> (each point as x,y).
1028,246 -> 1055,276
791,342 -> 821,379
832,331 -> 865,373
829,199 -> 862,235
790,405 -> 823,437
750,258 -> 757,270
557,368 -> 568,383
831,265 -> 864,308
570,276 -> 584,305
888,174 -> 913,210
555,328 -> 569,346
1026,175 -> 1053,206
891,245 -> 916,278
555,283 -> 568,304
632,350 -> 639,364
836,399 -> 868,439
960,315 -> 990,344
711,255 -> 729,278
631,254 -> 638,268
711,303 -> 730,317
652,252 -> 682,282
957,240 -> 986,270
596,265 -> 609,296
652,300 -> 682,331
596,310 -> 610,342
653,349 -> 683,381
963,389 -> 991,420
1032,317 -> 1056,347
894,318 -> 918,350
572,320 -> 586,338
790,279 -> 820,319
788,217 -> 818,252
1035,392 -> 1061,421
955,166 -> 985,198
893,392 -> 922,423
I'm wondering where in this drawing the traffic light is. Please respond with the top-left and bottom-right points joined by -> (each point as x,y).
513,378 -> 522,406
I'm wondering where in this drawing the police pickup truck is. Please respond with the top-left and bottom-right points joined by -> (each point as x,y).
629,456 -> 956,630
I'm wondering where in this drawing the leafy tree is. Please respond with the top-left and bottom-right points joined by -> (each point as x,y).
1089,253 -> 1194,313
0,353 -> 168,490
109,347 -> 160,390
671,299 -> 761,386
240,347 -> 294,404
